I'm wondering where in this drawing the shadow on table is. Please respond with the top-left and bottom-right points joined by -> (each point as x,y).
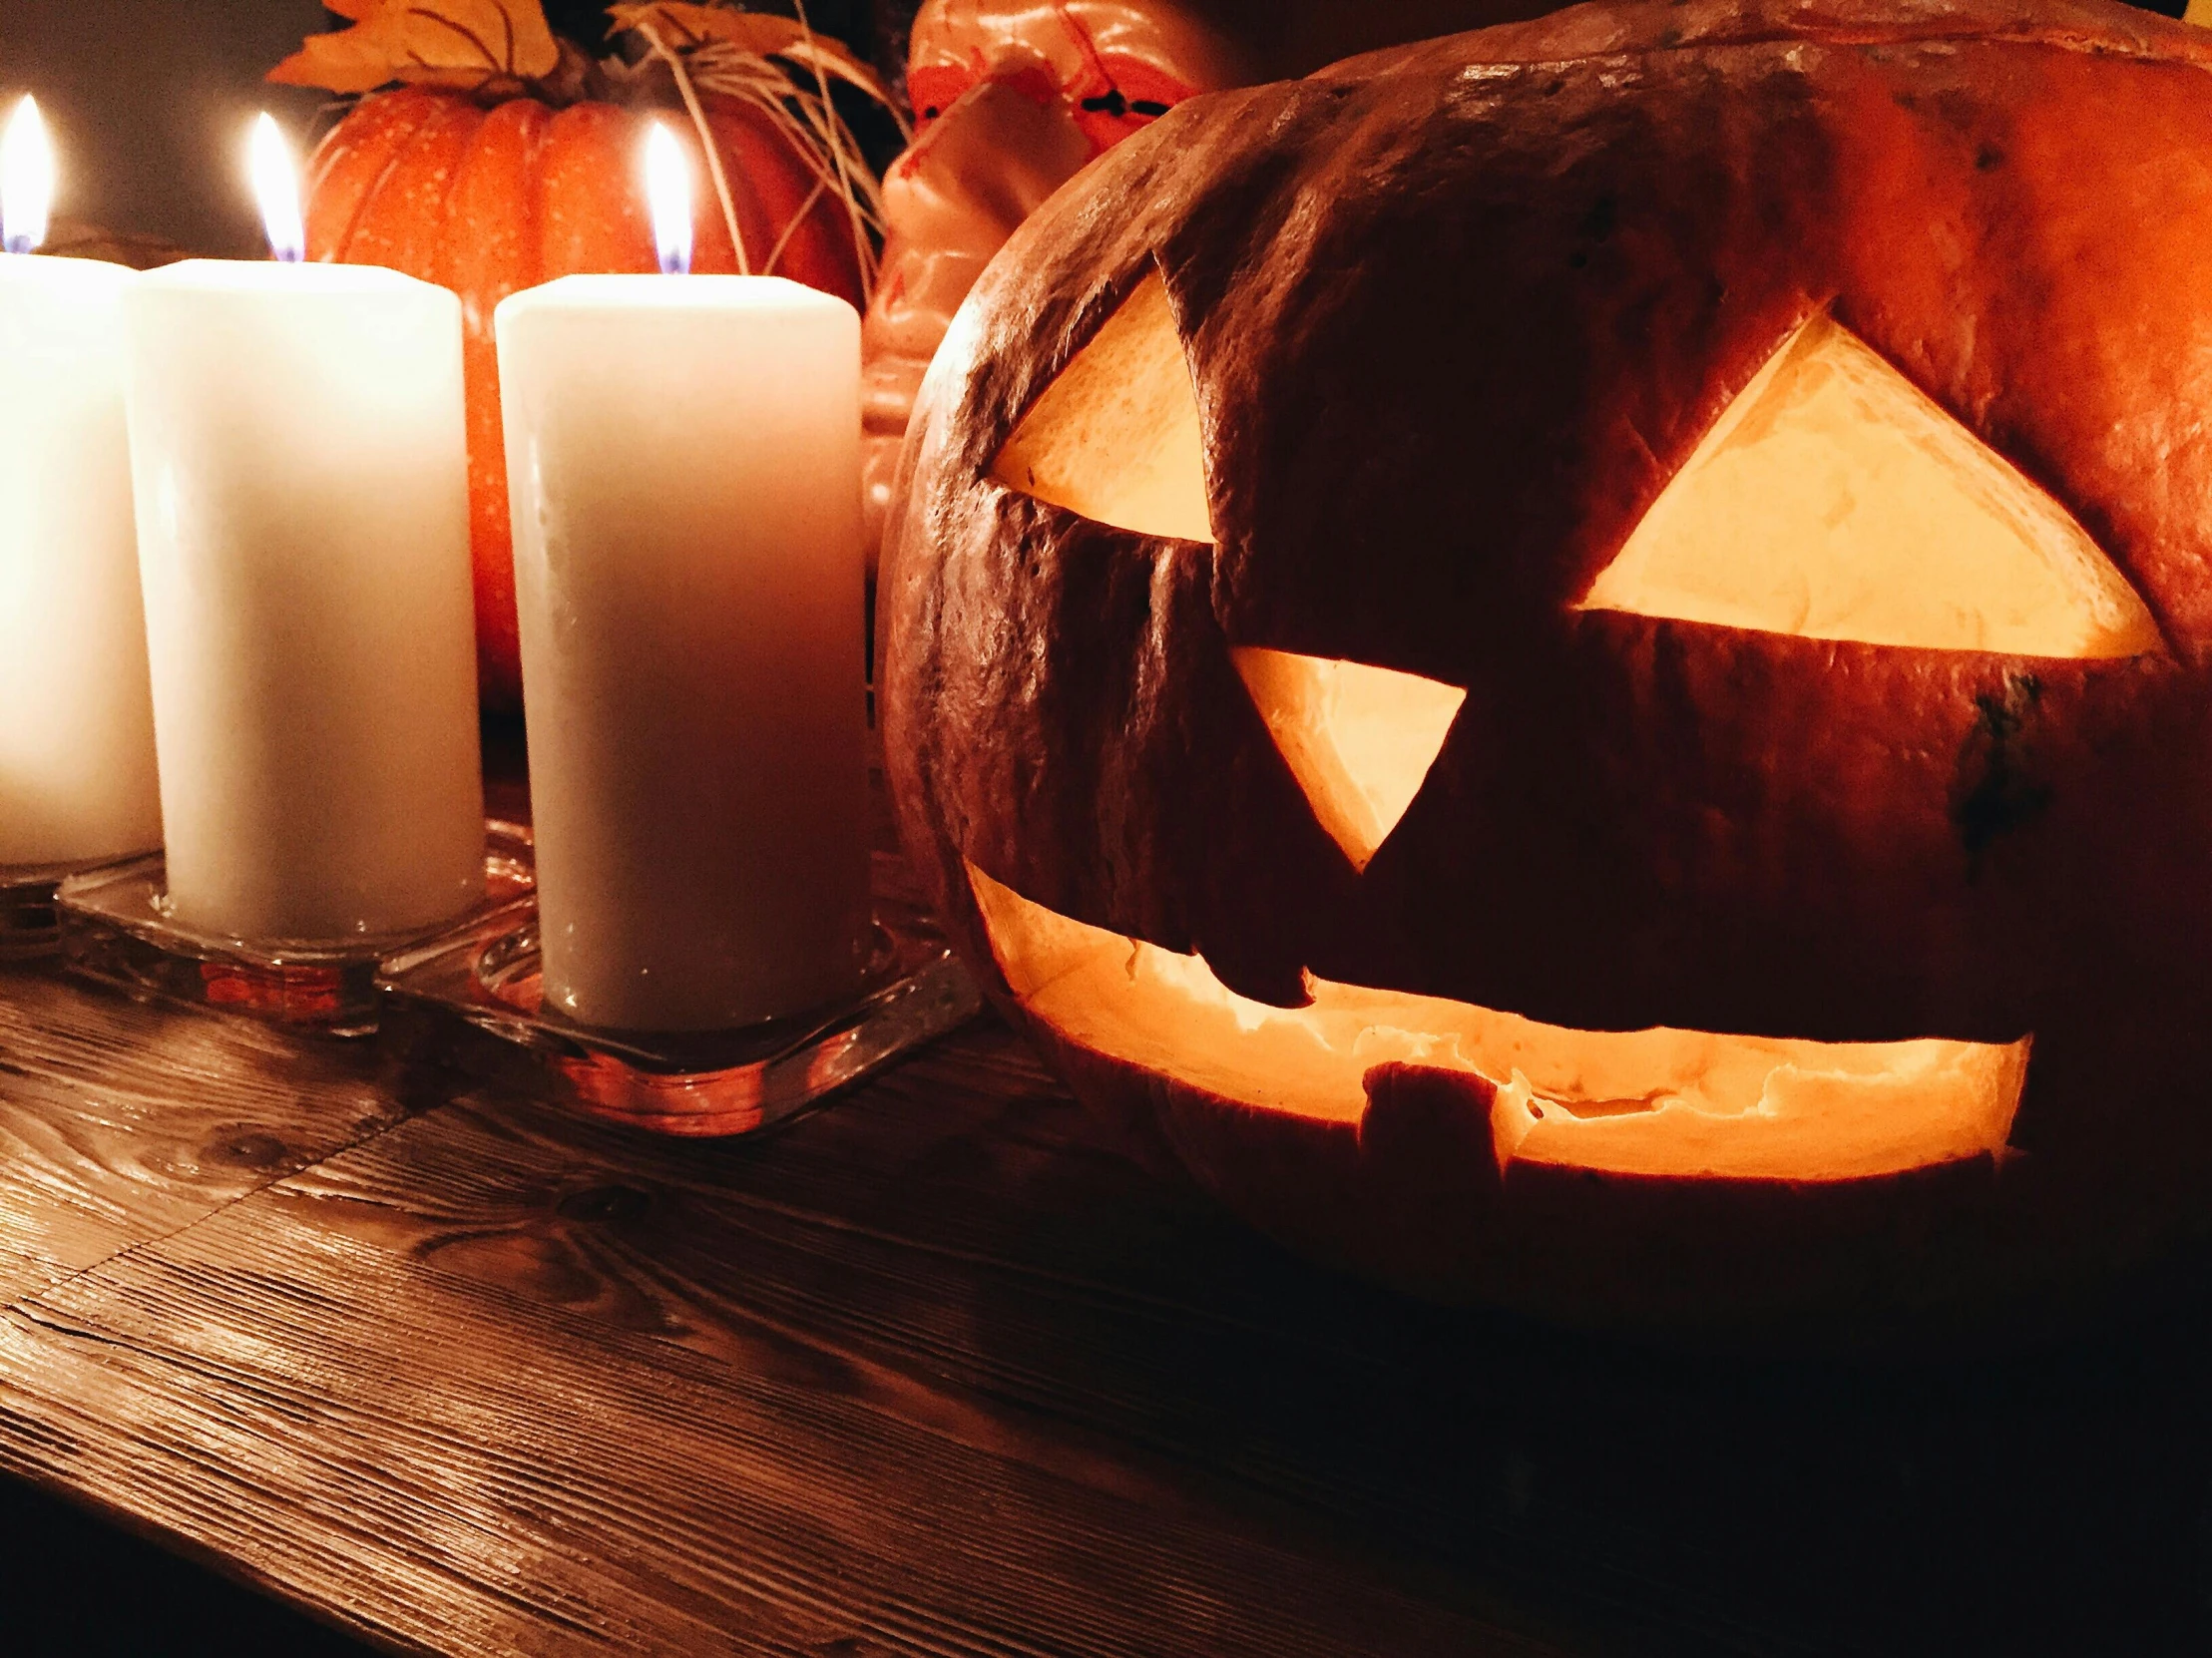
0,1473 -> 375,1656
950,1161 -> 2212,1657
354,1018 -> 2212,1658
796,1072 -> 2212,1658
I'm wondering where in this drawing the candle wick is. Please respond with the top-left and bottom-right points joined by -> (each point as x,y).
660,247 -> 690,277
2,231 -> 28,257
274,244 -> 304,265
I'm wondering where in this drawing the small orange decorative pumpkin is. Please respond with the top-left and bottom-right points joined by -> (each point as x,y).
884,0 -> 2212,1344
275,1 -> 884,708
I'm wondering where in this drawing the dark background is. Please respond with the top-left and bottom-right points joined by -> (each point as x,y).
0,1 -> 342,258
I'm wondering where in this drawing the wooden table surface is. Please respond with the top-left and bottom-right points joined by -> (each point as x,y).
3,750 -> 2212,1656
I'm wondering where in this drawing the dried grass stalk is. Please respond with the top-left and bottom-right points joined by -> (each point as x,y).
611,2 -> 906,297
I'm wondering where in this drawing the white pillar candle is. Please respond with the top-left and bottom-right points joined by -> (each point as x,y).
496,266 -> 871,1033
0,99 -> 161,872
121,119 -> 483,944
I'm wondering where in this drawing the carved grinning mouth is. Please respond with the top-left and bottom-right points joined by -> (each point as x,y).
967,862 -> 2030,1182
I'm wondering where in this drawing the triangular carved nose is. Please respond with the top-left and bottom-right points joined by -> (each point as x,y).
1232,647 -> 1466,873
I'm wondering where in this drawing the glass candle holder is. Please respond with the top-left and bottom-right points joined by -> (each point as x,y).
377,851 -> 983,1136
58,821 -> 536,1036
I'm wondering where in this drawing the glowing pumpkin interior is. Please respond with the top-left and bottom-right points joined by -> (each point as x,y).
1228,648 -> 1465,872
969,862 -> 2029,1180
971,274 -> 2170,1181
1581,311 -> 2160,657
991,272 -> 1212,543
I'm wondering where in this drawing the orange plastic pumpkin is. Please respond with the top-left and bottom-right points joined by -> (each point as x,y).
884,0 -> 2212,1344
299,85 -> 865,708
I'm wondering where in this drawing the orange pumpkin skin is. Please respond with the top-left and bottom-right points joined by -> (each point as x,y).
304,88 -> 866,710
883,0 -> 2212,1346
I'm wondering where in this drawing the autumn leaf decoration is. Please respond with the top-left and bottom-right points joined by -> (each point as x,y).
269,0 -> 566,98
272,0 -> 904,292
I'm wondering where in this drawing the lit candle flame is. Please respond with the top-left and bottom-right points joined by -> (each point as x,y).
1,96 -> 53,255
250,113 -> 305,264
646,124 -> 692,278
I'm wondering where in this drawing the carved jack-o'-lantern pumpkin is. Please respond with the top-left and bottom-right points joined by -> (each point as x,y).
882,0 -> 2212,1340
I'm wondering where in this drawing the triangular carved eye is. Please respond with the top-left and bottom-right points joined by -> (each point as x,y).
1580,314 -> 2159,658
991,269 -> 1213,543
1232,647 -> 1466,873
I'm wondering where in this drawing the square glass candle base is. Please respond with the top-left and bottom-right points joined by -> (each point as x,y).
2,856 -> 154,961
376,852 -> 986,1137
57,822 -> 538,1036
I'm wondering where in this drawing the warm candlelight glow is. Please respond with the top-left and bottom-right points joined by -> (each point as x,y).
250,113 -> 305,264
124,258 -> 484,941
0,120 -> 162,875
495,272 -> 870,1029
1,97 -> 53,255
646,124 -> 693,277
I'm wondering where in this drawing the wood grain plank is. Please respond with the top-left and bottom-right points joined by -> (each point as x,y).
0,966 -> 420,1303
249,1024 -> 2212,1658
0,768 -> 2207,1658
0,1207 -> 1575,1658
